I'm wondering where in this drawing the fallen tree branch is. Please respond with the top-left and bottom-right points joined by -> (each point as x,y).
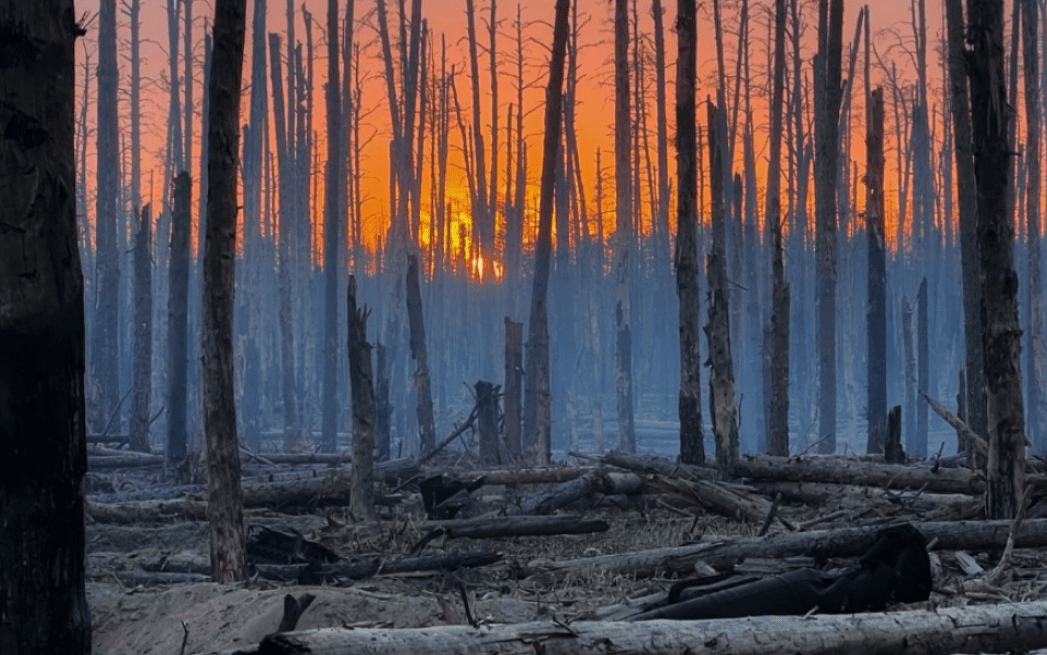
919,390 -> 989,459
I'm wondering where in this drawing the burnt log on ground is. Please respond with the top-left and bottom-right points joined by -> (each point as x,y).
224,600 -> 1047,655
419,515 -> 609,539
520,519 -> 1047,581
731,454 -> 985,494
253,551 -> 502,583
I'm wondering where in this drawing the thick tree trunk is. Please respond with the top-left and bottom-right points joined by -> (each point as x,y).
131,205 -> 154,453
202,0 -> 248,584
406,254 -> 436,452
476,380 -> 500,465
613,0 -> 635,453
167,172 -> 191,473
522,0 -> 569,465
252,601 -> 1047,655
347,276 -> 376,520
706,101 -> 739,474
675,0 -> 703,465
765,0 -> 790,457
0,4 -> 89,650
866,88 -> 887,454
321,0 -> 344,454
969,0 -> 1025,519
814,0 -> 843,453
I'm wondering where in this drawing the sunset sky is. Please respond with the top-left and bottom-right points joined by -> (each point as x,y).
75,0 -> 960,263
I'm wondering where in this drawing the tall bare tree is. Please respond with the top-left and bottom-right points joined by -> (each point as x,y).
131,205 -> 154,453
167,172 -> 191,475
522,0 -> 570,465
0,4 -> 89,651
814,0 -> 843,453
968,0 -> 1025,518
866,87 -> 887,455
614,0 -> 636,452
348,276 -> 376,520
202,0 -> 248,583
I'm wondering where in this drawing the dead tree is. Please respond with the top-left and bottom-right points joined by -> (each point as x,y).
465,0 -> 491,256
131,205 -> 153,453
706,100 -> 739,474
1021,0 -> 1045,453
613,0 -> 636,453
0,4 -> 90,650
969,0 -> 1025,518
944,0 -> 986,457
406,254 -> 436,452
865,88 -> 887,455
652,0 -> 670,257
523,0 -> 570,465
94,0 -> 120,430
167,172 -> 191,474
347,276 -> 376,520
765,0 -> 791,456
916,277 -> 928,458
675,0 -> 703,465
477,381 -> 500,465
321,0 -> 344,453
202,0 -> 248,583
504,317 -> 523,461
814,0 -> 843,453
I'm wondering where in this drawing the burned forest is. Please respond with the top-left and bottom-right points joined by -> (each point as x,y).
6,0 -> 1047,653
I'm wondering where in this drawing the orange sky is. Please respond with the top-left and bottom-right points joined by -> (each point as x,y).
75,0 -> 954,268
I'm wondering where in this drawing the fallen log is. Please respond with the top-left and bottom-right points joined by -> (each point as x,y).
600,450 -> 719,481
920,390 -> 989,459
641,474 -> 779,525
86,498 -> 209,523
463,467 -> 595,486
227,600 -> 1047,655
524,519 -> 1047,581
420,515 -> 609,539
505,471 -> 599,516
88,454 -> 165,469
732,454 -> 985,495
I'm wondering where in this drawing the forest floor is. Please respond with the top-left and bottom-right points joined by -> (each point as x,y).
84,450 -> 1047,655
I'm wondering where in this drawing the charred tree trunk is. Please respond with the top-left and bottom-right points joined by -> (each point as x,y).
0,5 -> 89,650
765,0 -> 790,456
613,0 -> 636,453
945,0 -> 987,456
706,101 -> 739,475
969,0 -> 1025,519
202,0 -> 248,583
814,0 -> 843,453
916,277 -> 929,458
866,88 -> 887,455
131,205 -> 153,453
523,0 -> 569,465
321,0 -> 344,453
94,0 -> 120,431
903,296 -> 917,454
675,0 -> 703,465
167,172 -> 191,474
504,317 -> 523,461
477,380 -> 500,465
375,342 -> 391,461
347,276 -> 376,520
406,254 -> 436,452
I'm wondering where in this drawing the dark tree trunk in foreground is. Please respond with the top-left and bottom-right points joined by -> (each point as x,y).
969,0 -> 1025,519
613,0 -> 635,453
765,0 -> 790,456
522,0 -> 569,465
202,0 -> 248,583
406,254 -> 436,452
131,205 -> 154,453
706,100 -> 739,474
348,276 -> 376,520
168,172 -> 191,474
0,3 -> 90,650
675,0 -> 703,465
814,0 -> 843,453
321,0 -> 344,453
865,88 -> 887,455
945,0 -> 987,458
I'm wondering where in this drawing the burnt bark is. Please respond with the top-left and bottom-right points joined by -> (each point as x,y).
613,0 -> 635,453
504,318 -> 523,461
866,88 -> 887,455
167,172 -> 191,474
0,4 -> 90,650
406,254 -> 436,452
131,205 -> 153,453
347,276 -> 376,520
202,0 -> 248,583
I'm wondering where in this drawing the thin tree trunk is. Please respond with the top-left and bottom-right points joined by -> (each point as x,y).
347,276 -> 376,520
903,296 -> 917,454
504,317 -> 523,461
866,88 -> 887,455
916,277 -> 929,458
522,0 -> 570,465
613,0 -> 636,453
131,205 -> 154,453
0,4 -> 90,649
652,0 -> 670,259
706,101 -> 739,475
944,0 -> 986,456
969,0 -> 1025,519
321,0 -> 344,453
766,0 -> 790,456
168,172 -> 191,474
406,254 -> 436,452
202,0 -> 247,583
